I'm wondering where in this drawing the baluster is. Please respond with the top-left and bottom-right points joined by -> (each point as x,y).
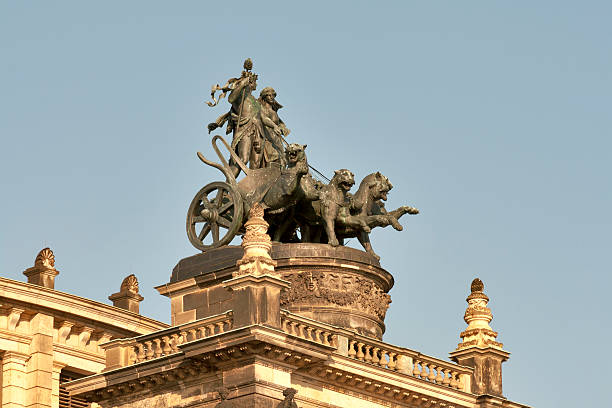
216,322 -> 225,334
449,371 -> 458,388
420,362 -> 429,379
135,343 -> 145,362
412,359 -> 421,377
207,324 -> 215,335
162,336 -> 172,355
170,334 -> 180,352
356,342 -> 365,360
364,345 -> 373,362
321,329 -> 329,344
313,328 -> 322,343
428,364 -> 437,382
298,323 -> 305,338
436,366 -> 444,384
371,347 -> 380,365
442,368 -> 451,386
144,341 -> 154,360
348,340 -> 357,358
388,352 -> 397,371
281,318 -> 288,332
190,329 -> 198,340
180,331 -> 188,343
198,327 -> 207,339
153,338 -> 162,357
330,334 -> 337,348
226,318 -> 233,330
378,349 -> 389,368
305,327 -> 314,342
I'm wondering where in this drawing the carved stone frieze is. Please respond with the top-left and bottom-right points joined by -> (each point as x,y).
280,270 -> 391,321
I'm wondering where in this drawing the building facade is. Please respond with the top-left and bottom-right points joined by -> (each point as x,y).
0,248 -> 167,408
63,207 -> 530,408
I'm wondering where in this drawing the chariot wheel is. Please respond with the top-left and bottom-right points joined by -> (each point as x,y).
186,181 -> 244,251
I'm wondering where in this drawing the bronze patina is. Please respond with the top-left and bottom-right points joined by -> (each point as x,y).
187,58 -> 419,260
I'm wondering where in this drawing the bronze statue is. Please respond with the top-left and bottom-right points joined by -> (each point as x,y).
340,172 -> 419,260
258,87 -> 290,169
276,388 -> 298,408
207,58 -> 266,177
187,58 -> 420,260
207,59 -> 289,177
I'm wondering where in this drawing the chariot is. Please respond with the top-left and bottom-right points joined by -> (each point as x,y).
186,135 -> 305,251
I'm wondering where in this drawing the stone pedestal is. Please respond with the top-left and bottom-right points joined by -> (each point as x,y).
108,291 -> 144,313
108,274 -> 144,313
223,274 -> 290,329
450,347 -> 509,397
157,243 -> 394,339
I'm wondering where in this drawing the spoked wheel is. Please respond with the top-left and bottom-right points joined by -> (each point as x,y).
186,181 -> 244,251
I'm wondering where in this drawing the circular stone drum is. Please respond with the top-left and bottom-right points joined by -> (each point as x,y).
272,243 -> 393,339
168,243 -> 394,339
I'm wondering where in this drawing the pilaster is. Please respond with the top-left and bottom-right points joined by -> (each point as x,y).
25,313 -> 54,408
2,351 -> 29,408
51,363 -> 65,408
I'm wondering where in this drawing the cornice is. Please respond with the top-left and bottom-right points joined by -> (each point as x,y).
0,277 -> 167,334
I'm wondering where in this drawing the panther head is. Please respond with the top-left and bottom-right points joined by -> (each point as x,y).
332,169 -> 355,193
371,172 -> 393,201
285,143 -> 307,167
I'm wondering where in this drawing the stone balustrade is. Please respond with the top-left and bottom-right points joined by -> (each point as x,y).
345,335 -> 471,392
280,311 -> 337,348
102,311 -> 234,369
279,311 -> 472,393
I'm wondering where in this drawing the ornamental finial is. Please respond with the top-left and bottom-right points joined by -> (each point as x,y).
34,248 -> 56,269
455,278 -> 503,351
234,203 -> 277,277
24,247 -> 59,289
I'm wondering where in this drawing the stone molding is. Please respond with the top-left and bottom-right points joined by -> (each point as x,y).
0,277 -> 167,334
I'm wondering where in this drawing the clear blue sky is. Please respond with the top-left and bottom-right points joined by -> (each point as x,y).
1,2 -> 610,407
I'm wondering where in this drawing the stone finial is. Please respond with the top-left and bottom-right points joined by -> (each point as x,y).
120,274 -> 139,294
276,388 -> 298,408
455,278 -> 503,350
234,204 -> 278,277
108,274 -> 144,314
23,247 -> 60,289
450,278 -> 510,397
